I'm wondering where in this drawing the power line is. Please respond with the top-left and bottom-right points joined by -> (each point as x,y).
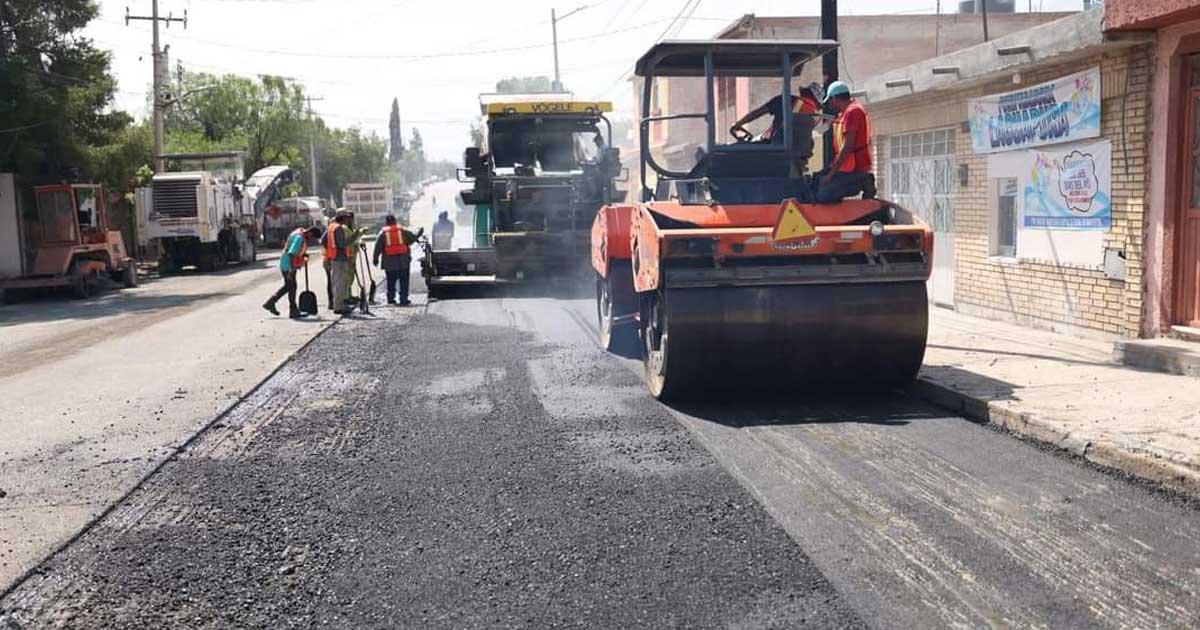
105,15 -> 667,61
593,0 -> 699,98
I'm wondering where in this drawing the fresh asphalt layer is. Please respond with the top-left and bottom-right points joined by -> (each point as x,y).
0,287 -> 862,629
2,279 -> 1199,628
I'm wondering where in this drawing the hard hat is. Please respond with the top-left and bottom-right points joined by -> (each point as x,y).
823,80 -> 851,103
806,82 -> 825,103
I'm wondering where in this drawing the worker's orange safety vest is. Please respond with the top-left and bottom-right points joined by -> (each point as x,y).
795,95 -> 820,115
324,221 -> 350,260
765,95 -> 821,142
288,227 -> 308,269
382,225 -> 409,256
832,100 -> 874,173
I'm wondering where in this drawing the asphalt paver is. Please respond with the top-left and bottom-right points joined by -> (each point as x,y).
0,303 -> 862,629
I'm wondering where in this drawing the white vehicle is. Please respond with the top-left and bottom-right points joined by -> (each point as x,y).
342,183 -> 393,229
135,152 -> 262,274
247,165 -> 299,246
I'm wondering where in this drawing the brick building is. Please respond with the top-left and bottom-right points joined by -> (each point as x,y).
861,8 -> 1154,337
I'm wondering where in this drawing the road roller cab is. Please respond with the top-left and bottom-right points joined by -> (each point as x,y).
591,40 -> 934,400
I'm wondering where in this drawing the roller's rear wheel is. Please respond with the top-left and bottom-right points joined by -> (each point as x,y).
641,290 -> 692,400
596,273 -> 638,354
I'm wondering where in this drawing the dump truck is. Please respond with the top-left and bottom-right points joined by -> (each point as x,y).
342,183 -> 394,231
421,97 -> 624,296
136,152 -> 264,274
591,40 -> 933,399
0,177 -> 137,301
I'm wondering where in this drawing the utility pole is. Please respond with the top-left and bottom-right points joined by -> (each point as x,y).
125,2 -> 187,172
304,95 -> 324,197
981,0 -> 990,42
551,5 -> 589,92
551,9 -> 560,92
820,0 -> 838,170
935,0 -> 941,57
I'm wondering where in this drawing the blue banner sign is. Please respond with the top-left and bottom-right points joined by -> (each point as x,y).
969,68 -> 1101,154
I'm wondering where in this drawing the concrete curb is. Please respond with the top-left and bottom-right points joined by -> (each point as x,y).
909,377 -> 1200,497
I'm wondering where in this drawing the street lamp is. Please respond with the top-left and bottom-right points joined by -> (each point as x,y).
551,4 -> 590,92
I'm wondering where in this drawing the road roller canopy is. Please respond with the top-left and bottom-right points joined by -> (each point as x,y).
634,39 -> 840,204
634,40 -> 838,78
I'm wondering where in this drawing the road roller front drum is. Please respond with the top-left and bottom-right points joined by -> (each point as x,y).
635,282 -> 929,400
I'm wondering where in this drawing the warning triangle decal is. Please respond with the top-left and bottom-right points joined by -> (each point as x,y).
771,198 -> 816,243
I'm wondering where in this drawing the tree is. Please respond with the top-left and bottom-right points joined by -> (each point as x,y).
468,123 -> 484,149
388,98 -> 404,161
495,76 -> 558,94
313,123 -> 388,199
0,0 -> 133,185
166,71 -> 308,174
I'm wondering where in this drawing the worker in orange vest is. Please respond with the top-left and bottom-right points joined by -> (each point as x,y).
815,81 -> 878,203
322,210 -> 354,314
264,225 -> 324,318
729,84 -> 822,174
372,214 -> 422,306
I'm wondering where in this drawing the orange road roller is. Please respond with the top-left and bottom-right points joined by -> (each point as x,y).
591,40 -> 933,399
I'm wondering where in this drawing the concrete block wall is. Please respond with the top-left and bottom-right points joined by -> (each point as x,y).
872,45 -> 1152,338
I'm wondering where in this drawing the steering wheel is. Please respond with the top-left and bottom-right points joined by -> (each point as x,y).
730,125 -> 753,143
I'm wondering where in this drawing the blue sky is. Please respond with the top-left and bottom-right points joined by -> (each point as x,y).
85,0 -> 1086,160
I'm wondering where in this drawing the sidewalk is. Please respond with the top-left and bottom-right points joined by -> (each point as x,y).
913,308 -> 1200,495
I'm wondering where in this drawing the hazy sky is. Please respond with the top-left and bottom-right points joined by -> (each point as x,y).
84,0 -> 1084,161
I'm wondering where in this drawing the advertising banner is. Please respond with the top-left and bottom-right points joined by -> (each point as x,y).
968,67 -> 1101,154
1023,139 -> 1111,230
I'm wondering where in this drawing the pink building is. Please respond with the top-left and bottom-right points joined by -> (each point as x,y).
1106,0 -> 1200,334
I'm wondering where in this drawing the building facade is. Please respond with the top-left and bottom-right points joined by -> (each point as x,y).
632,11 -> 1072,179
1105,0 -> 1200,334
862,8 -> 1154,338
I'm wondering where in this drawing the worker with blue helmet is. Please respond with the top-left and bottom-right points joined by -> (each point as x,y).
814,80 -> 878,203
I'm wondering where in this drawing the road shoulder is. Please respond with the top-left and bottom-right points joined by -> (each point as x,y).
911,309 -> 1200,495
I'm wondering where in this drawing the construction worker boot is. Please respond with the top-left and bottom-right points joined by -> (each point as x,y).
862,173 -> 878,200
263,302 -> 280,316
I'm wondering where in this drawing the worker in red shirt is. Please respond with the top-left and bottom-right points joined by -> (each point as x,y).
815,81 -> 878,203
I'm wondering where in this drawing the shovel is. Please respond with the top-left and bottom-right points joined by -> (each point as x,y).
360,246 -> 378,304
298,259 -> 318,316
354,251 -> 371,315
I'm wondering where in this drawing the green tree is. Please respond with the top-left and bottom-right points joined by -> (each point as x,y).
166,71 -> 308,173
0,0 -> 134,186
388,97 -> 404,161
495,76 -> 557,94
314,124 -> 388,200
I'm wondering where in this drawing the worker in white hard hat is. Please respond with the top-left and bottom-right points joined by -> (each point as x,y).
814,80 -> 878,203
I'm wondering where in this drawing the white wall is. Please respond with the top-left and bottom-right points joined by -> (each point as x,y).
987,144 -> 1107,267
0,174 -> 23,278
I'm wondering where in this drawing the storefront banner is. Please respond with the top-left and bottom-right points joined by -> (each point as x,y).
969,67 -> 1101,154
1023,139 -> 1111,230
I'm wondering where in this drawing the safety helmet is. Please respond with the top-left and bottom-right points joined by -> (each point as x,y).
823,80 -> 851,103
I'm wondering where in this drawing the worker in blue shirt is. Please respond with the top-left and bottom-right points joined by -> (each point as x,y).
264,225 -> 324,318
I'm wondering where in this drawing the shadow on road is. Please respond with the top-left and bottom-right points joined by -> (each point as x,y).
421,277 -> 594,302
0,290 -> 237,328
668,392 -> 942,429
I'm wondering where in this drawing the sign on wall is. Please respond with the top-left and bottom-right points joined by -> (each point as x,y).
968,67 -> 1101,154
1023,139 -> 1111,230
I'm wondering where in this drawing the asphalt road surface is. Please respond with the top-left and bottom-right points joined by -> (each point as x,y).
2,280 -> 1199,628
